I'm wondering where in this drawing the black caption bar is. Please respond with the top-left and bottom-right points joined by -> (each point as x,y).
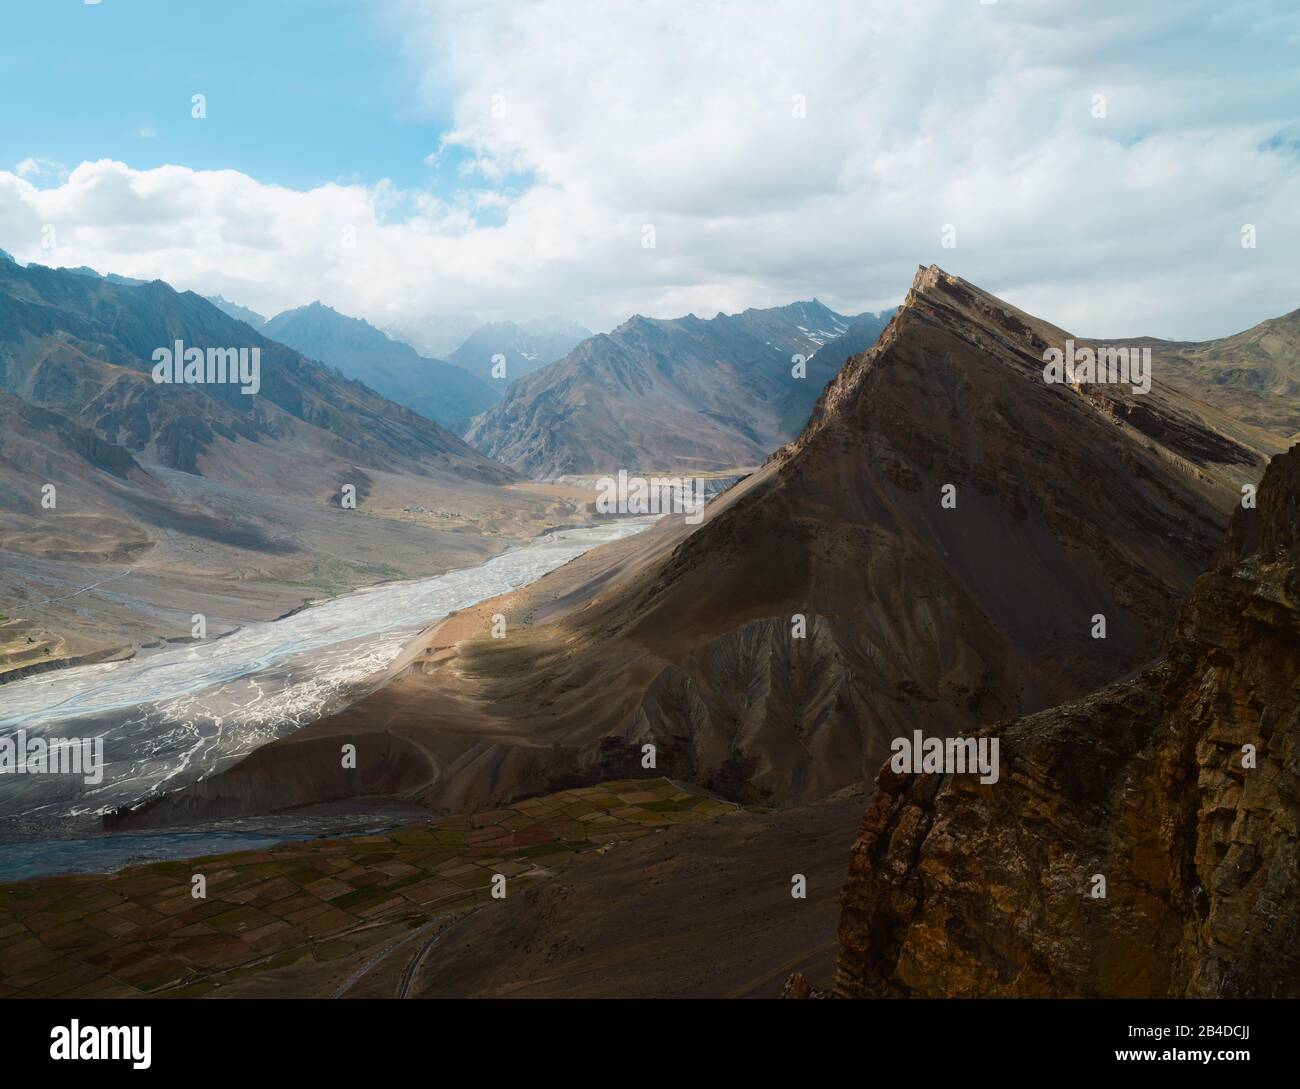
1,997 -> 1293,1077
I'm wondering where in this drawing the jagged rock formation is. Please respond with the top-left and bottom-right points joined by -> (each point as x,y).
835,442 -> 1300,998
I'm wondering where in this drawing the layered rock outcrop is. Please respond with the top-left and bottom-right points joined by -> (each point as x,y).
835,443 -> 1300,997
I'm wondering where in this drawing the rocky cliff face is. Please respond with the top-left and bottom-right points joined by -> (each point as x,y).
835,443 -> 1300,998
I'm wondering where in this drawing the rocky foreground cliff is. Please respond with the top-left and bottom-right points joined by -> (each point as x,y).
835,443 -> 1300,998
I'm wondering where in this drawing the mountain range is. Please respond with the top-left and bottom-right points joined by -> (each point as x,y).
9,257 -> 1297,1000
114,267 -> 1292,827
446,316 -> 591,386
206,294 -> 267,328
0,256 -> 596,658
210,296 -> 591,431
464,299 -> 888,477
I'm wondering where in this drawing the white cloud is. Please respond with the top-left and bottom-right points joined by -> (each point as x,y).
13,157 -> 68,184
2,0 -> 1298,339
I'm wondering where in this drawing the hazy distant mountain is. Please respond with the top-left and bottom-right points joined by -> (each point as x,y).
206,294 -> 266,328
775,309 -> 894,434
464,299 -> 871,476
58,264 -> 148,287
262,302 -> 498,433
447,317 -> 592,385
807,309 -> 896,372
385,312 -> 485,360
525,314 -> 594,341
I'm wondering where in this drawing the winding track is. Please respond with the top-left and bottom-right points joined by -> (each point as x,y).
328,911 -> 475,999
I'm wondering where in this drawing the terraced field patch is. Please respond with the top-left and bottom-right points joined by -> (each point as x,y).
0,778 -> 739,998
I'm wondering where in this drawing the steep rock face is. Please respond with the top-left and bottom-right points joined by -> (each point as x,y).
835,443 -> 1300,998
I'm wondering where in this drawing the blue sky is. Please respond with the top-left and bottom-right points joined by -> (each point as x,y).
0,0 -> 455,191
0,1 -> 1297,338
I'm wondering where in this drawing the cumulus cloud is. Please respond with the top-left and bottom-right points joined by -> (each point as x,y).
2,0 -> 1297,339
